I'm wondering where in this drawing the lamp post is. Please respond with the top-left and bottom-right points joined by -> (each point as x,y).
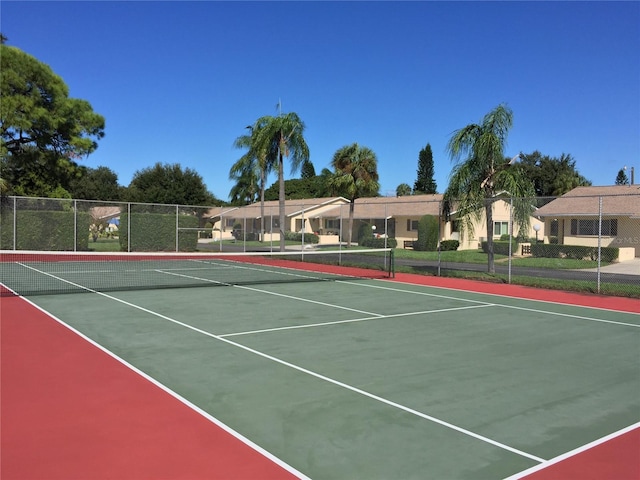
533,223 -> 541,244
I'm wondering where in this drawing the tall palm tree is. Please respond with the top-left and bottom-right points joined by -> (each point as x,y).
253,112 -> 309,251
444,104 -> 535,273
329,143 -> 380,246
230,119 -> 274,236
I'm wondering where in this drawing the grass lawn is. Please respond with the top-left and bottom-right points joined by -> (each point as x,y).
87,237 -> 120,252
393,248 -> 611,269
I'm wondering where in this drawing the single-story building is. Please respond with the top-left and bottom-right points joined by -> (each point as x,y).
211,195 -> 544,250
534,185 -> 640,259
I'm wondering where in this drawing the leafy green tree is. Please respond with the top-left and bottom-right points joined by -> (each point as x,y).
300,159 -> 316,179
615,168 -> 629,185
69,166 -> 122,201
329,143 -> 380,246
127,162 -> 216,206
264,176 -> 332,200
444,104 -> 535,273
414,143 -> 437,194
252,112 -> 309,251
396,183 -> 412,196
519,151 -> 591,197
1,43 -> 105,197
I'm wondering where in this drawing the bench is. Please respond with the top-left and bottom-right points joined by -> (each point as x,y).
403,240 -> 415,249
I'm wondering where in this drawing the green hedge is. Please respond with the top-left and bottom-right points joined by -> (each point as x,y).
119,213 -> 198,251
0,208 -> 90,251
361,237 -> 397,249
232,230 -> 259,241
415,215 -> 439,251
531,244 -> 618,262
481,239 -> 518,255
439,240 -> 459,251
284,231 -> 320,244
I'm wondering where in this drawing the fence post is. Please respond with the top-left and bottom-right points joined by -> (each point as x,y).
508,197 -> 513,284
301,206 -> 305,258
597,196 -> 602,293
437,199 -> 442,277
12,196 -> 17,250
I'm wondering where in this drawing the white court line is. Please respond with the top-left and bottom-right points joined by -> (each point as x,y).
220,303 -> 495,338
160,269 -> 384,317
375,277 -> 640,316
502,421 -> 640,480
10,290 -> 310,480
18,263 -> 545,464
336,280 -> 640,328
495,303 -> 640,328
191,258 -> 350,282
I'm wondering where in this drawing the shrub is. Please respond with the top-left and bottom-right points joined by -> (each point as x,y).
284,231 -> 319,244
232,230 -> 259,241
439,240 -> 459,251
415,215 -> 439,251
358,223 -> 374,245
531,244 -> 618,262
481,239 -> 518,255
360,237 -> 397,249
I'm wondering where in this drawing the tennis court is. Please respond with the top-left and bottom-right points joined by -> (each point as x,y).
2,250 -> 639,479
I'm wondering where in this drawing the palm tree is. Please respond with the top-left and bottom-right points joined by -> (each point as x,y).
329,143 -> 380,246
228,159 -> 258,205
444,104 -> 535,273
253,112 -> 309,251
230,119 -> 274,236
396,183 -> 412,196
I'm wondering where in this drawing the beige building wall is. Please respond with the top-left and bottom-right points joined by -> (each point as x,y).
559,217 -> 640,257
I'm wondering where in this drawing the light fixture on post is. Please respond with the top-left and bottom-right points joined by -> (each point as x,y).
533,223 -> 541,244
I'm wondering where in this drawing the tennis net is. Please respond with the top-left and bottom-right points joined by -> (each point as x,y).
0,248 -> 394,296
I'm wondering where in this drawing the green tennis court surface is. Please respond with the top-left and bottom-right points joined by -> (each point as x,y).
12,258 -> 639,479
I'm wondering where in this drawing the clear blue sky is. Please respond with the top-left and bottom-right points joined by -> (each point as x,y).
2,1 -> 639,200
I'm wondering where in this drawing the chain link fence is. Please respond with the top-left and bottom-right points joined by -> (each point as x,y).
1,194 -> 638,297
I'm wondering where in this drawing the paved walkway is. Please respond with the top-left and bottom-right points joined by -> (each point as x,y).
587,257 -> 640,275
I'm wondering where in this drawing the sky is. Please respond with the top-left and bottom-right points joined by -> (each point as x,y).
2,1 -> 639,200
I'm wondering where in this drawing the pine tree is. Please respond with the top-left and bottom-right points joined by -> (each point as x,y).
300,159 -> 316,179
615,169 -> 629,185
414,143 -> 437,194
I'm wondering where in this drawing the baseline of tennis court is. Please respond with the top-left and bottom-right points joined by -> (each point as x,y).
2,258 -> 638,479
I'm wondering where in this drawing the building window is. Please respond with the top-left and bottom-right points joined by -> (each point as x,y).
570,219 -> 618,236
324,219 -> 340,230
407,219 -> 419,231
493,221 -> 509,237
225,218 -> 235,228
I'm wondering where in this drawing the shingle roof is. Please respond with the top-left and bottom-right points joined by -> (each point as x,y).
207,195 -> 445,220
535,185 -> 640,218
321,195 -> 444,219
206,197 -> 350,219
